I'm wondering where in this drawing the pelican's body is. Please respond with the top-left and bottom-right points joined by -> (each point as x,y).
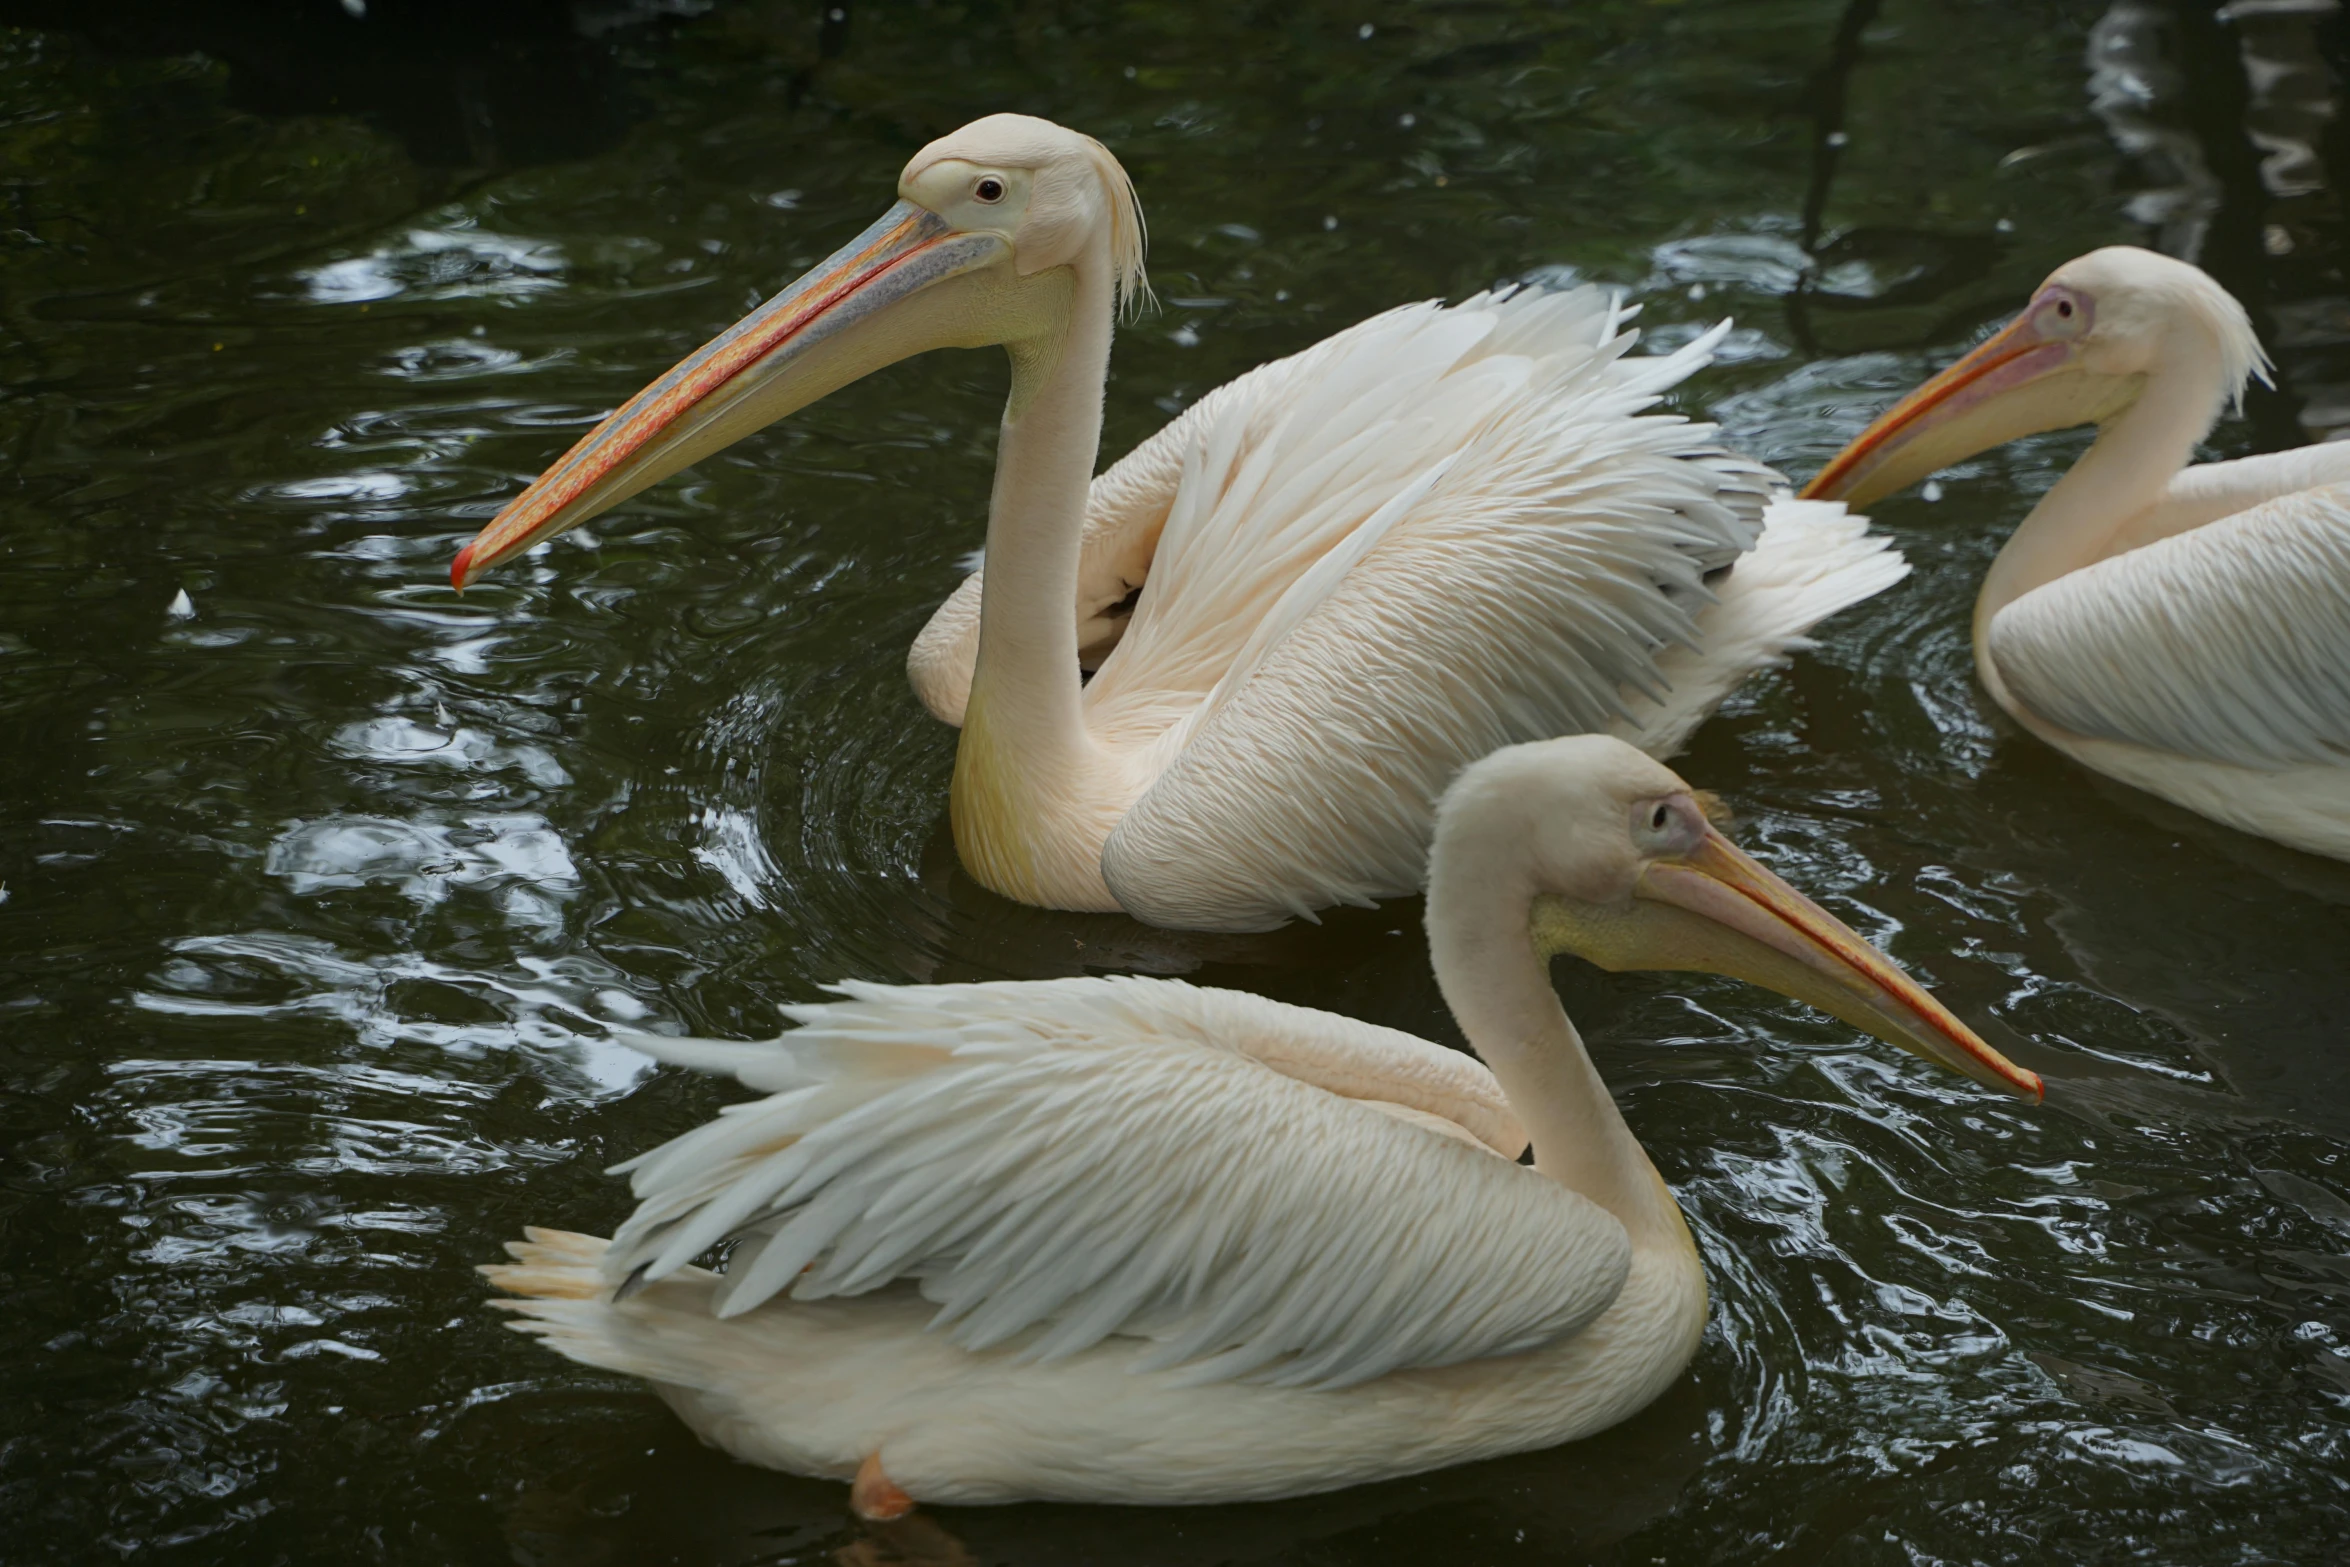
487,987 -> 1711,1509
456,116 -> 1905,930
1805,246 -> 2350,859
487,737 -> 2039,1511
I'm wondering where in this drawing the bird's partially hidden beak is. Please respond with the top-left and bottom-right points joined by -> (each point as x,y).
1798,314 -> 2132,511
451,201 -> 1014,587
1538,827 -> 2043,1100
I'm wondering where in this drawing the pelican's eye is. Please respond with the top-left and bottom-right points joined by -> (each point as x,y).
2033,285 -> 2091,341
973,176 -> 1007,204
1633,794 -> 1706,857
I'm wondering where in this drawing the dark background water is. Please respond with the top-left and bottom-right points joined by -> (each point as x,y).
5,1 -> 2350,1562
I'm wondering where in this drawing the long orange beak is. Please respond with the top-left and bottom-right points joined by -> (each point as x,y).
452,201 -> 1006,587
1799,311 -> 2074,509
1639,826 -> 2042,1099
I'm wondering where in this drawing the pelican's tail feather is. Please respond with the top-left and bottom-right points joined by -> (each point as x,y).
484,1226 -> 610,1298
483,1227 -> 725,1385
1617,497 -> 1908,758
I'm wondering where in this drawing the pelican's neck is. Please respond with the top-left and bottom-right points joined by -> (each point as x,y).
1426,861 -> 1685,1250
948,251 -> 1121,906
1974,336 -> 2224,653
964,260 -> 1113,764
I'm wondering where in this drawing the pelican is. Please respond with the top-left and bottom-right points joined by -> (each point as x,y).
485,734 -> 2041,1513
454,114 -> 1908,930
1803,246 -> 2350,860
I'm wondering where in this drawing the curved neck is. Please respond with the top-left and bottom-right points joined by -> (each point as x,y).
1426,857 -> 1685,1249
964,259 -> 1113,765
1974,335 -> 2224,654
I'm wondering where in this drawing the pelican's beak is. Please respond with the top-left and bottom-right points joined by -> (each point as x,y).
1799,312 -> 2122,511
452,201 -> 1013,587
1543,827 -> 2042,1099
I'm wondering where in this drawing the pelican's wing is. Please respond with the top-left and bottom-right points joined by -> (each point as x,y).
1988,484 -> 2350,768
1091,290 -> 1805,928
600,976 -> 1629,1390
905,354 -> 1317,725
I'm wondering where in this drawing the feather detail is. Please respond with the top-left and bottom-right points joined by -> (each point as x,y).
592,976 -> 1622,1389
1990,482 -> 2350,769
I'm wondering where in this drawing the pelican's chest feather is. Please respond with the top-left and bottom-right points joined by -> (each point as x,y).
949,692 -> 1126,912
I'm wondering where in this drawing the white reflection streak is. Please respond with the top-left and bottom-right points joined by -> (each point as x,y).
295,226 -> 566,306
130,931 -> 653,1094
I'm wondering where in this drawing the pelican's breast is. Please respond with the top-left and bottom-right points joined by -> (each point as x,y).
948,688 -> 1131,912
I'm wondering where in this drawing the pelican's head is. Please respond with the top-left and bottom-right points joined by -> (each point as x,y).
451,114 -> 1146,587
894,114 -> 1150,312
1431,736 -> 2042,1099
1801,246 -> 2269,509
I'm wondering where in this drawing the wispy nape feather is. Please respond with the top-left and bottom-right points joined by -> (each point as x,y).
1083,133 -> 1153,321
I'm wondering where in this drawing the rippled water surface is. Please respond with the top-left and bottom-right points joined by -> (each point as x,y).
7,2 -> 2350,1561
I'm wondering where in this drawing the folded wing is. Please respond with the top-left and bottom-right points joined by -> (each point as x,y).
1989,484 -> 2350,769
601,976 -> 1628,1389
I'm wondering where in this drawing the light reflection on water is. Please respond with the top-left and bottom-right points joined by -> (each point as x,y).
4,1 -> 2350,1562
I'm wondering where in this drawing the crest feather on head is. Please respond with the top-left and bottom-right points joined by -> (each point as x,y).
1081,132 -> 1154,321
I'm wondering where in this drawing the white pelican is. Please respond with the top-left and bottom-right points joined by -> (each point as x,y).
1802,246 -> 2350,860
454,114 -> 1907,930
485,734 -> 2041,1514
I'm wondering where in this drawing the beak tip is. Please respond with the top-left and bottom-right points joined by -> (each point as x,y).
451,540 -> 476,590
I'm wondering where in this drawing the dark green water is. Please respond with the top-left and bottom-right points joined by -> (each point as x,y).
7,1 -> 2350,1561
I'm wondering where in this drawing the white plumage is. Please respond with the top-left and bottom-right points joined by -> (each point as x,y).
1990,483 -> 2350,768
1625,498 -> 1905,756
487,735 -> 2039,1512
603,977 -> 1623,1389
1804,246 -> 2350,860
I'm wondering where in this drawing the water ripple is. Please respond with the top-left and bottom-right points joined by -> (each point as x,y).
8,4 -> 2350,1562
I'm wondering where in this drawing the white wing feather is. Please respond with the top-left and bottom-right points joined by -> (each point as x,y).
600,976 -> 1628,1389
1082,289 -> 1767,736
1989,484 -> 2350,769
1616,497 -> 1908,756
1091,293 -> 1791,928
